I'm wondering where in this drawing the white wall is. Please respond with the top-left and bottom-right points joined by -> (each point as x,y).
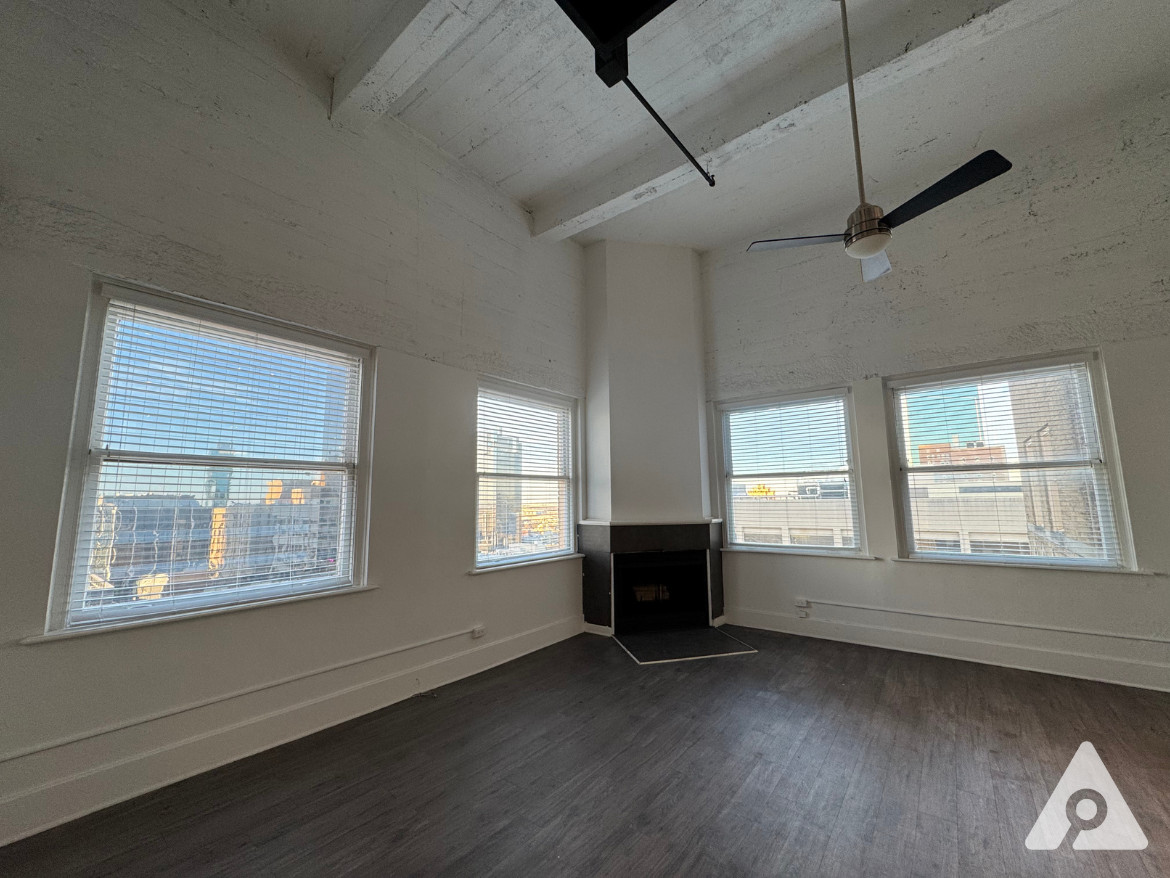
0,1 -> 584,845
703,87 -> 1170,691
583,242 -> 613,521
584,240 -> 710,523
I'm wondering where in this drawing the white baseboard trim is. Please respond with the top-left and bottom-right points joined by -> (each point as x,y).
0,615 -> 582,847
712,615 -> 727,627
582,622 -> 613,636
727,606 -> 1170,693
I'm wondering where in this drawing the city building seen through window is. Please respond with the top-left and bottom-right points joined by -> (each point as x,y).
53,291 -> 369,631
476,386 -> 574,567
891,360 -> 1125,566
722,392 -> 861,553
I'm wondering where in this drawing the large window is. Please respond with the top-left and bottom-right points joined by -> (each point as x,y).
890,357 -> 1128,567
476,385 -> 575,567
721,391 -> 862,553
50,285 -> 372,632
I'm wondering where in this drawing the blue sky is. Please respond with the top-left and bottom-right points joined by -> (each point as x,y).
100,315 -> 352,461
96,312 -> 356,502
727,399 -> 849,474
902,384 -> 982,464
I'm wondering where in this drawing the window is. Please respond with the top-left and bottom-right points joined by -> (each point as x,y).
50,285 -> 372,632
917,533 -> 962,553
475,384 -> 574,567
790,528 -> 837,547
721,391 -> 862,553
890,357 -> 1128,567
970,538 -> 1031,555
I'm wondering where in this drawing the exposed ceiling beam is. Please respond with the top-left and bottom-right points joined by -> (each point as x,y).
530,0 -> 1079,241
331,0 -> 493,125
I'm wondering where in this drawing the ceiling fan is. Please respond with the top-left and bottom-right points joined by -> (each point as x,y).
748,0 -> 1012,281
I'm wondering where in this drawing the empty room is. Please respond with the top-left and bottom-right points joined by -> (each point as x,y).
2,0 -> 1168,875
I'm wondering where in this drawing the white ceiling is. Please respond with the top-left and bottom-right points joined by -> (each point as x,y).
585,0 -> 1170,251
206,0 -> 1169,252
216,0 -> 862,199
214,0 -> 393,78
385,0 -> 852,202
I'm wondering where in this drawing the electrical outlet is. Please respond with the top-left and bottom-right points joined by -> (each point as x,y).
471,624 -> 486,639
794,597 -> 810,608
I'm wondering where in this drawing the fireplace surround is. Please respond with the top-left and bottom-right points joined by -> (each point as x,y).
579,520 -> 723,633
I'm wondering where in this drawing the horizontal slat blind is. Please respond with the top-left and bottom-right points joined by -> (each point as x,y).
476,388 -> 573,566
892,362 -> 1122,565
94,301 -> 361,462
65,298 -> 365,629
723,394 -> 861,551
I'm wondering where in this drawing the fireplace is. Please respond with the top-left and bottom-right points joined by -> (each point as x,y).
613,550 -> 708,634
579,521 -> 723,633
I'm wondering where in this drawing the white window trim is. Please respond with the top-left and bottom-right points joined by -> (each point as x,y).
883,349 -> 1136,571
45,277 -> 378,635
714,386 -> 868,557
473,376 -> 580,572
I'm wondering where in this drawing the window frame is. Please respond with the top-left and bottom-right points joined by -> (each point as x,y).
473,377 -> 579,571
884,351 -> 1135,571
45,278 -> 377,634
716,387 -> 867,557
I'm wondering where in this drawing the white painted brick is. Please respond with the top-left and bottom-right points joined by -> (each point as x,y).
0,0 -> 585,397
701,88 -> 1170,401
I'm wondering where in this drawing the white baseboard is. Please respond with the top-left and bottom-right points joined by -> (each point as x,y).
0,615 -> 582,847
712,615 -> 727,627
582,622 -> 612,636
727,606 -> 1170,693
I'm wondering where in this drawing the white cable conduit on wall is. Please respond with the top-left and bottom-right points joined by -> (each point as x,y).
0,625 -> 479,765
801,598 -> 1170,645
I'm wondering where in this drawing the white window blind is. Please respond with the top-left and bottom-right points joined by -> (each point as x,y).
476,387 -> 574,567
55,293 -> 369,631
891,360 -> 1125,566
723,393 -> 861,552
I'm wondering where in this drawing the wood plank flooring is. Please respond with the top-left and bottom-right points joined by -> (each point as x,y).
2,627 -> 1168,877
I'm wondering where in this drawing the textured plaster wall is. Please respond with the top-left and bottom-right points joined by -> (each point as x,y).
703,88 -> 1170,398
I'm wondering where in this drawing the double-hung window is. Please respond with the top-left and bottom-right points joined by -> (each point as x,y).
721,391 -> 862,553
49,284 -> 373,632
889,357 -> 1129,567
475,384 -> 574,568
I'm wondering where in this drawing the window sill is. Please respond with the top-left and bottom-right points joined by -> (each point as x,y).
23,583 -> 377,644
469,553 -> 584,575
892,556 -> 1160,576
722,546 -> 879,561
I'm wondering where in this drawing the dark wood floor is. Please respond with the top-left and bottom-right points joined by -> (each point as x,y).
3,627 -> 1168,877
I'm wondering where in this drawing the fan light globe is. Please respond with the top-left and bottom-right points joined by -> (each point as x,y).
844,203 -> 891,258
844,228 -> 892,258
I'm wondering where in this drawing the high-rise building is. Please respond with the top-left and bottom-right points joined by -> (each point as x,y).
1010,372 -> 1104,558
488,431 -> 522,548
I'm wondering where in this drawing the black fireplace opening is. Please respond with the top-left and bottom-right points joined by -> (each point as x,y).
613,550 -> 709,634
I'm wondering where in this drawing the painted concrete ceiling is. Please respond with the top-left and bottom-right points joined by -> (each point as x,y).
213,0 -> 393,78
585,0 -> 1170,252
200,0 -> 1168,252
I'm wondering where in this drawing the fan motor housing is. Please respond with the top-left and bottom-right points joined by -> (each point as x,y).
844,203 -> 892,258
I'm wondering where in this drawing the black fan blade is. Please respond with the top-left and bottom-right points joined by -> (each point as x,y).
882,150 -> 1012,230
747,233 -> 843,253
